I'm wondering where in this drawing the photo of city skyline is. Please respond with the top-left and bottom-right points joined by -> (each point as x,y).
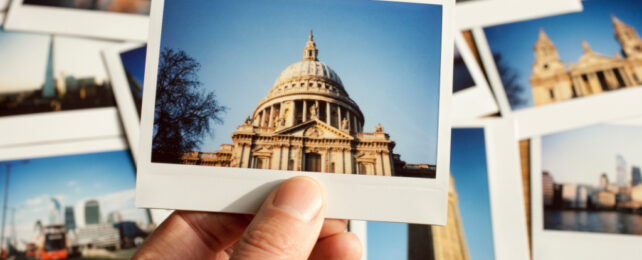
150,0 -> 444,178
484,0 -> 642,110
541,123 -> 642,235
367,128 -> 495,259
0,150 -> 151,258
0,31 -> 116,117
22,0 -> 150,15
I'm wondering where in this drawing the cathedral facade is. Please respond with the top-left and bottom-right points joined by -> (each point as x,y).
181,32 -> 434,178
530,16 -> 642,106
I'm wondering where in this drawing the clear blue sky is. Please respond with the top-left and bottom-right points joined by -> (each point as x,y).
121,45 -> 146,86
484,0 -> 642,110
0,150 -> 148,244
367,128 -> 494,259
158,0 -> 443,164
542,124 -> 642,186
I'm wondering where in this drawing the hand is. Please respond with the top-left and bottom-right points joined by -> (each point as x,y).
133,176 -> 362,259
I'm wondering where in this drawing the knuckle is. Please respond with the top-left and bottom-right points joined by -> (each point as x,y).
238,225 -> 298,258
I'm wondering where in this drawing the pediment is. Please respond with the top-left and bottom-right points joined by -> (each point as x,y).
572,53 -> 621,70
274,119 -> 353,139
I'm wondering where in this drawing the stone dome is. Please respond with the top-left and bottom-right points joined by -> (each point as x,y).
250,31 -> 364,133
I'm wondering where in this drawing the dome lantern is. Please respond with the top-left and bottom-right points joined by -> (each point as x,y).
303,30 -> 319,61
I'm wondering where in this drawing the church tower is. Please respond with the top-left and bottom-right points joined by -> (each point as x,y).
613,15 -> 642,84
530,29 -> 573,106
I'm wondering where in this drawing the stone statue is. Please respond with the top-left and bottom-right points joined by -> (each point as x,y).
375,123 -> 384,133
341,117 -> 349,131
244,116 -> 252,125
275,115 -> 284,127
309,102 -> 319,119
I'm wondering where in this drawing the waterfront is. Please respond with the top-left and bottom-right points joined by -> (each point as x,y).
545,210 -> 642,235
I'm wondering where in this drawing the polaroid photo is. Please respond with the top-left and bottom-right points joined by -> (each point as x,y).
360,119 -> 529,260
3,0 -> 149,41
0,137 -> 158,258
136,0 -> 454,224
531,117 -> 642,259
0,24 -> 122,147
103,43 -> 146,162
452,31 -> 499,122
456,0 -> 582,30
473,0 -> 642,139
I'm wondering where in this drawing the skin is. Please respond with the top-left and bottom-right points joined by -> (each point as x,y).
133,176 -> 362,260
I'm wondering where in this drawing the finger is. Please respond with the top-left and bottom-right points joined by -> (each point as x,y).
133,211 -> 250,259
231,176 -> 326,260
309,232 -> 362,260
319,219 -> 348,239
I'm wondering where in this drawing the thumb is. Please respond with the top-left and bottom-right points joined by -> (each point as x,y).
231,176 -> 325,260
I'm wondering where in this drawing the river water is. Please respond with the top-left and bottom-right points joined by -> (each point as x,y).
545,210 -> 642,235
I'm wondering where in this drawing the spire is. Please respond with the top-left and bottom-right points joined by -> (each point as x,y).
582,39 -> 593,54
303,30 -> 318,61
612,15 -> 625,29
537,28 -> 552,44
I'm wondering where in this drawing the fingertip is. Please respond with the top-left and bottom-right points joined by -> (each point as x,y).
310,232 -> 362,260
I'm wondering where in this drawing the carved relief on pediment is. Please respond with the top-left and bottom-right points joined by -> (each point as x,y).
304,126 -> 322,138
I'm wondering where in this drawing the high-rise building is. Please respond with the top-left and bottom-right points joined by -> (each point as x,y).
48,197 -> 62,225
84,200 -> 101,225
616,155 -> 628,187
631,166 -> 641,186
600,173 -> 609,190
64,207 -> 76,231
542,171 -> 554,207
42,36 -> 56,98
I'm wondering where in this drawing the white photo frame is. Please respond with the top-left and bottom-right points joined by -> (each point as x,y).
103,43 -> 145,162
531,118 -> 642,260
348,220 -> 368,260
136,0 -> 454,224
0,0 -> 9,11
452,31 -> 499,122
471,0 -> 642,139
456,0 -> 583,30
0,28 -> 123,147
3,0 -> 148,41
359,120 -> 530,259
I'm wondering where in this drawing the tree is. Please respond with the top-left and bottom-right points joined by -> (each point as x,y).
152,48 -> 227,162
494,53 -> 528,108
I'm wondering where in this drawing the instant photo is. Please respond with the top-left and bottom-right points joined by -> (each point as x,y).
137,0 -> 454,224
0,140 -> 153,259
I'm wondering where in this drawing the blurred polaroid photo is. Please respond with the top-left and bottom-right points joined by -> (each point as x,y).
456,0 -> 582,30
103,43 -> 146,162
452,31 -> 498,121
360,120 -> 529,260
474,0 -> 642,138
136,0 -> 455,224
0,137 -> 157,259
0,22 -> 122,147
3,0 -> 149,41
531,117 -> 642,259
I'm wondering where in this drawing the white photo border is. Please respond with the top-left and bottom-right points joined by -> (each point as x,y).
456,0 -> 582,30
452,31 -> 499,122
531,118 -> 642,260
136,0 -> 454,225
4,0 -> 148,41
103,43 -> 145,163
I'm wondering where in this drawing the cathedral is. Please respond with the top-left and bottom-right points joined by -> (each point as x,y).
181,32 -> 434,178
530,16 -> 642,106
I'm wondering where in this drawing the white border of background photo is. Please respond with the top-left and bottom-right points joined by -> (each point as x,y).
0,18 -> 123,147
3,0 -> 148,41
352,119 -> 530,260
452,31 -> 498,122
103,43 -> 146,163
136,0 -> 454,225
470,0 -> 642,139
530,117 -> 642,260
0,137 -> 168,225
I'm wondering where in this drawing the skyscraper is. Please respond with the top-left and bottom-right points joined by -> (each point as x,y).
42,36 -> 56,98
616,155 -> 628,187
632,166 -> 641,186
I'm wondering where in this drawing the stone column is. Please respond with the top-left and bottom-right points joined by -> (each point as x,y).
619,67 -> 634,86
303,100 -> 308,122
376,151 -> 384,176
278,103 -> 284,126
604,69 -> 618,89
351,115 -> 357,133
259,111 -> 264,127
337,106 -> 342,128
289,101 -> 295,126
325,102 -> 331,125
346,110 -> 351,131
268,106 -> 274,127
